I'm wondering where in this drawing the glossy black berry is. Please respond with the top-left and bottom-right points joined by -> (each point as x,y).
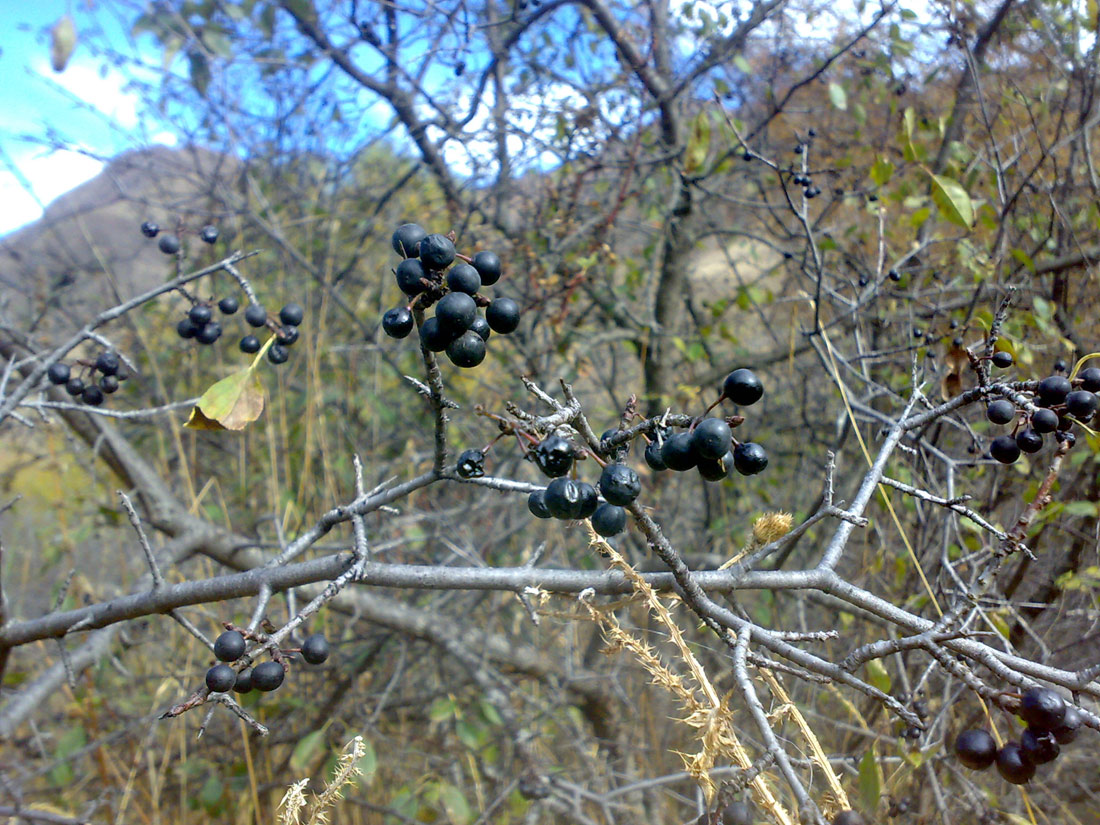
447,331 -> 487,368
533,435 -> 574,478
661,431 -> 699,471
986,399 -> 1015,425
94,351 -> 120,376
1038,375 -> 1072,406
277,325 -> 300,347
1020,727 -> 1059,765
419,233 -> 456,270
446,263 -> 481,295
1015,429 -> 1043,454
954,729 -> 996,770
989,434 -> 1021,464
599,463 -> 641,506
733,442 -> 768,475
722,368 -> 764,406
590,503 -> 627,537
279,303 -> 304,327
486,297 -> 521,334
206,664 -> 237,693
575,482 -> 599,519
98,375 -> 118,394
267,343 -> 289,364
395,258 -> 428,296
392,223 -> 428,258
188,304 -> 213,327
470,315 -> 491,341
251,660 -> 285,692
419,316 -> 455,352
1054,358 -> 1068,373
214,630 -> 246,662
196,322 -> 222,345
381,307 -> 414,339
995,742 -> 1035,784
140,220 -> 159,238
1079,367 -> 1100,393
239,335 -> 261,354
1065,390 -> 1098,422
46,362 -> 70,385
218,296 -> 239,315
158,234 -> 180,255
244,304 -> 268,327
690,418 -> 732,461
472,250 -> 502,286
1020,687 -> 1066,730
1031,408 -> 1059,433
233,667 -> 253,693
199,225 -> 219,244
697,454 -> 731,481
81,385 -> 104,406
528,489 -> 553,519
1053,705 -> 1082,744
436,292 -> 477,333
457,448 -> 485,478
301,633 -> 330,665
65,377 -> 85,397
545,477 -> 584,519
175,318 -> 197,339
992,350 -> 1013,368
644,439 -> 667,471
720,801 -> 753,825
832,812 -> 866,825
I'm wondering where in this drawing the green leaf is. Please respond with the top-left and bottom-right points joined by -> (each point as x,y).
866,659 -> 891,693
828,82 -> 848,111
439,783 -> 473,825
870,157 -> 893,186
685,111 -> 711,173
290,729 -> 327,773
199,775 -> 224,813
733,54 -> 752,74
1063,501 -> 1099,517
185,367 -> 265,431
930,174 -> 974,228
430,696 -> 456,722
858,749 -> 882,812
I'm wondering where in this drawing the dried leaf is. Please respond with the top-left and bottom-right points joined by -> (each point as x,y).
185,368 -> 265,431
50,15 -> 77,72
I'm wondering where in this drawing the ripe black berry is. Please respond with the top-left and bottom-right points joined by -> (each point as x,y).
446,331 -> 486,368
239,335 -> 261,354
218,296 -> 239,315
599,463 -> 641,506
644,439 -> 667,471
196,322 -> 222,345
301,633 -> 330,665
251,660 -> 285,692
575,482 -> 599,519
381,307 -> 415,339
94,351 -> 120,376
267,343 -> 289,364
233,667 -> 253,693
1020,687 -> 1066,730
720,801 -> 753,825
1079,367 -> 1100,393
1037,375 -> 1072,406
1020,727 -> 1059,765
661,431 -> 699,471
244,303 -> 268,327
954,729 -> 996,770
1031,408 -> 1059,433
188,304 -> 213,327
995,742 -> 1034,784
697,454 -> 731,481
533,435 -> 574,478
65,377 -> 85,396
545,477 -> 584,519
277,325 -> 300,347
722,368 -> 764,406
888,269 -> 900,281
1054,358 -> 1068,373
733,442 -> 768,475
81,385 -> 105,406
528,489 -> 553,519
177,317 -> 198,339
47,362 -> 70,385
140,220 -> 159,238
992,351 -> 1013,368
832,812 -> 866,825
206,664 -> 237,693
436,292 -> 477,333
986,399 -> 1015,425
391,223 -> 427,258
472,250 -> 502,286
199,225 -> 219,244
158,234 -> 180,255
99,375 -> 119,394
457,448 -> 486,478
214,630 -> 246,662
486,297 -> 521,334
1064,390 -> 1098,422
396,258 -> 428,296
1015,429 -> 1043,453
419,316 -> 455,352
590,503 -> 627,537
470,315 -> 491,341
419,233 -> 456,271
446,263 -> 481,295
690,418 -> 732,461
989,434 -> 1021,464
279,303 -> 304,327
1053,706 -> 1082,744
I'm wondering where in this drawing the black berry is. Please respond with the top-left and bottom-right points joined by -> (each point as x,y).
199,225 -> 219,244
472,250 -> 502,286
419,233 -> 456,270
954,729 -> 996,770
544,477 -> 584,519
267,343 -> 289,364
436,292 -> 477,334
94,351 -> 120,376
239,335 -> 261,354
65,377 -> 85,397
989,434 -> 1021,464
528,489 -> 553,519
206,664 -> 237,693
1055,430 -> 1077,446
888,268 -> 900,281
158,234 -> 180,255
1020,726 -> 1059,765
832,812 -> 866,825
1054,358 -> 1068,373
533,435 -> 574,478
644,439 -> 667,471
244,304 -> 268,327
590,503 -> 627,537
1053,706 -> 1082,744
986,399 -> 1015,425
690,418 -> 732,461
99,375 -> 119,394
661,431 -> 698,471
697,454 -> 731,481
140,220 -> 159,238
486,297 -> 521,334
720,801 -> 753,825
446,331 -> 487,368
177,318 -> 198,339
46,363 -> 70,385
419,316 -> 455,352
251,660 -> 285,692
277,325 -> 299,347
233,668 -> 253,693
995,742 -> 1035,784
457,448 -> 486,478
214,630 -> 246,662
446,263 -> 481,295
81,385 -> 105,406
382,307 -> 415,339
599,463 -> 641,506
1015,429 -> 1043,454
189,304 -> 214,326
1020,687 -> 1066,730
575,482 -> 599,519
1064,390 -> 1098,422
722,368 -> 763,406
470,315 -> 491,341
196,322 -> 222,345
391,223 -> 427,258
279,303 -> 304,327
733,442 -> 768,475
218,296 -> 239,315
1079,367 -> 1100,393
992,351 -> 1013,368
395,258 -> 428,296
1031,408 -> 1059,433
1037,375 -> 1072,406
301,633 -> 330,665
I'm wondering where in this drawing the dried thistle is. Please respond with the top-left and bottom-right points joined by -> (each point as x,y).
277,736 -> 367,825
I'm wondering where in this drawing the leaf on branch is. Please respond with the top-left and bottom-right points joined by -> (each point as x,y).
685,111 -> 711,173
185,367 -> 265,431
50,15 -> 77,72
929,173 -> 974,228
189,51 -> 211,97
858,748 -> 882,812
828,82 -> 847,111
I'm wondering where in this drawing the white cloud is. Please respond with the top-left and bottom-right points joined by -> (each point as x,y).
0,148 -> 104,235
29,56 -> 142,131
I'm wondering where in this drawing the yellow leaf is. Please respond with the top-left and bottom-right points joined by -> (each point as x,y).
185,368 -> 265,431
50,15 -> 77,72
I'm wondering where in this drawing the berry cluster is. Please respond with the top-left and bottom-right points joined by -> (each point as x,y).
382,223 -> 520,368
526,450 -> 639,538
954,687 -> 1083,784
203,628 -> 330,696
984,366 -> 1100,463
141,219 -> 219,256
176,298 -> 304,365
46,350 -> 131,407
